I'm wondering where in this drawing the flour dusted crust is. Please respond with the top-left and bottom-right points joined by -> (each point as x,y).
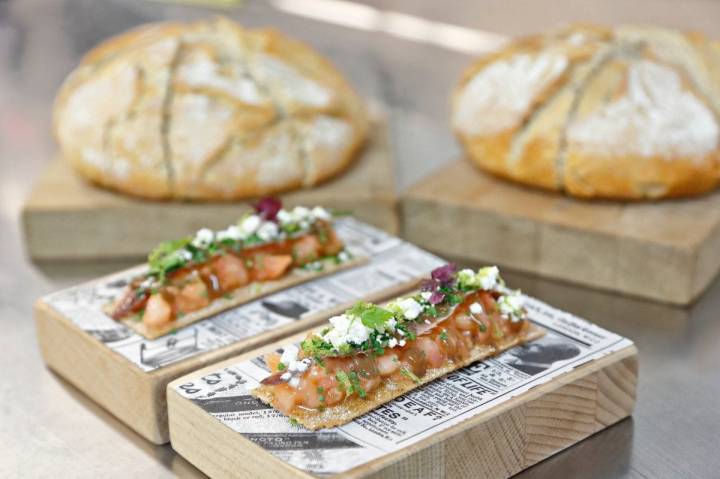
53,18 -> 368,200
453,24 -> 720,199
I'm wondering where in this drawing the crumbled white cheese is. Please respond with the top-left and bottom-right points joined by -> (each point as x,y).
216,225 -> 243,242
192,228 -> 214,248
240,215 -> 261,235
420,291 -> 432,301
500,293 -> 523,312
322,314 -> 372,349
338,251 -> 350,263
288,377 -> 300,388
257,221 -> 279,241
280,344 -> 299,365
396,298 -> 423,320
498,291 -> 524,322
293,206 -> 311,219
288,359 -> 310,373
477,266 -> 500,290
469,302 -> 484,315
387,337 -> 398,348
311,206 -> 331,220
280,372 -> 292,381
398,339 -> 406,347
276,209 -> 292,224
180,250 -> 193,261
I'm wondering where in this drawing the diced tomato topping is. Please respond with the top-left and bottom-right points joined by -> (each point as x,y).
212,254 -> 250,291
143,294 -> 172,329
252,254 -> 293,281
173,279 -> 210,314
292,235 -> 321,265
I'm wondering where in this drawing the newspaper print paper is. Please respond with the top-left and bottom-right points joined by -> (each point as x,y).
175,295 -> 633,476
42,218 -> 445,372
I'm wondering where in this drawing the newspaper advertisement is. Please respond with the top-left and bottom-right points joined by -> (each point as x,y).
175,295 -> 633,476
42,218 -> 445,372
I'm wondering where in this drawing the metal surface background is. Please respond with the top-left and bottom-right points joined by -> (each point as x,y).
1,1 -> 719,477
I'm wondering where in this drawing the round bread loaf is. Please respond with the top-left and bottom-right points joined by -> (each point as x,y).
54,18 -> 368,200
452,24 -> 720,199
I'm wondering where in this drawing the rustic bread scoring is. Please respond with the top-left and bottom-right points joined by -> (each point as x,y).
54,18 -> 368,200
452,24 -> 720,199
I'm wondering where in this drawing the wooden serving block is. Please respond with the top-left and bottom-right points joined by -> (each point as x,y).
167,296 -> 637,479
402,160 -> 720,305
34,219 -> 445,444
22,118 -> 396,261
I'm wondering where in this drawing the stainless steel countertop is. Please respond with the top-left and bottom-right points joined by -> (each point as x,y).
2,1 -> 720,477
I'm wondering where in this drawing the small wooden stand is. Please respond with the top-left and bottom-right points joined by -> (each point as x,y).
402,160 -> 720,305
167,331 -> 637,479
23,119 -> 396,261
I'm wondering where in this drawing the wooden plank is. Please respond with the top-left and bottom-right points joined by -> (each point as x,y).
22,117 -> 397,261
401,160 -> 720,305
167,329 -> 637,479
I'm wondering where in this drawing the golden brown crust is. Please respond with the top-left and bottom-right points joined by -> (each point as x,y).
54,17 -> 368,200
252,323 -> 545,430
453,23 -> 720,200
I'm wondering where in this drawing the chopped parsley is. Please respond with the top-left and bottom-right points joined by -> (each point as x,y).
276,362 -> 287,371
400,367 -> 421,384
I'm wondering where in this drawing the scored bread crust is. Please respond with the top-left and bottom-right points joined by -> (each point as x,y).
106,254 -> 368,340
452,24 -> 720,199
53,17 -> 368,200
252,322 -> 545,430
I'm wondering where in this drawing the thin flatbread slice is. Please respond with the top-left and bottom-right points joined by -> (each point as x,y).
252,322 -> 545,430
106,255 -> 368,339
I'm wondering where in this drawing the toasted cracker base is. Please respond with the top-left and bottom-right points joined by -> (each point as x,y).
252,323 -> 545,430
106,255 -> 368,339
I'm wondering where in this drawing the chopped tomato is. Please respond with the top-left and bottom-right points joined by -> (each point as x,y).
252,254 -> 293,281
377,353 -> 400,376
273,384 -> 297,415
173,279 -> 210,314
414,337 -> 445,369
143,294 -> 172,328
212,254 -> 250,291
319,222 -> 344,256
265,352 -> 282,372
292,235 -> 321,265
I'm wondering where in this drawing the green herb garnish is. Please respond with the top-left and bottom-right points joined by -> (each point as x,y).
400,367 -> 421,384
348,302 -> 395,330
335,371 -> 354,394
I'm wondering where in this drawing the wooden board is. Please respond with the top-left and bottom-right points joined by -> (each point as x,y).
402,160 -> 720,305
167,327 -> 638,479
33,220 -> 445,444
22,118 -> 397,261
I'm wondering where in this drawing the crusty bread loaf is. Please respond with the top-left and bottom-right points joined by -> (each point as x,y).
54,18 -> 368,200
452,24 -> 720,199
